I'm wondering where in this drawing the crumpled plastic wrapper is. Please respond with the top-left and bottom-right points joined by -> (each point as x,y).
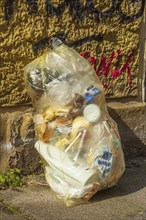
24,38 -> 125,207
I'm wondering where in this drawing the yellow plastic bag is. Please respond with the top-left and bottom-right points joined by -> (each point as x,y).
24,38 -> 125,207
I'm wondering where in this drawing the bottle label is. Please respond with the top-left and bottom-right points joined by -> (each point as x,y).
93,149 -> 113,177
84,85 -> 101,103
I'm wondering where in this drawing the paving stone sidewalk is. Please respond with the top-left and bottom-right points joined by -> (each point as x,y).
0,158 -> 146,220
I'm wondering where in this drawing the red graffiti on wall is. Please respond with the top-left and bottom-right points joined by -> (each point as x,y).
80,50 -> 134,90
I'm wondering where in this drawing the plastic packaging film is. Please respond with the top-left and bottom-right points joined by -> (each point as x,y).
24,38 -> 125,207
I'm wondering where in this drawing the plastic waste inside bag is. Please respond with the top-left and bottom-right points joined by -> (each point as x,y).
24,38 -> 125,207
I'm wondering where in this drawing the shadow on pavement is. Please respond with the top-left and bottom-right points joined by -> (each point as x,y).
91,156 -> 146,202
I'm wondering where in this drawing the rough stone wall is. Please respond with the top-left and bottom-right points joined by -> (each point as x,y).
0,0 -> 145,107
0,1 -> 145,174
144,9 -> 146,101
0,108 -> 41,174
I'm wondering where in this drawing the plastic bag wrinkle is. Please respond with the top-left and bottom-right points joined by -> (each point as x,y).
24,39 -> 125,206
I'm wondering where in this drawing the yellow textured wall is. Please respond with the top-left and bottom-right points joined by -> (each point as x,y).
0,0 -> 145,107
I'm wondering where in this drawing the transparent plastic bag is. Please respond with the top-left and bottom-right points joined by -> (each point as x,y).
24,38 -> 125,207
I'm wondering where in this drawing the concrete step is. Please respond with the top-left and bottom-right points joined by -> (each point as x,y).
0,102 -> 145,174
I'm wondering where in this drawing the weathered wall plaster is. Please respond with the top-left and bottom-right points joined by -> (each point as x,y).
0,108 -> 41,174
0,0 -> 145,107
